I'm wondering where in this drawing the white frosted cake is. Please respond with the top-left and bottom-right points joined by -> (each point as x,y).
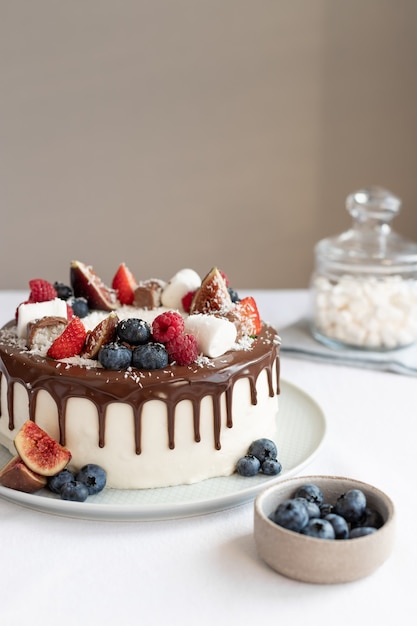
0,262 -> 281,490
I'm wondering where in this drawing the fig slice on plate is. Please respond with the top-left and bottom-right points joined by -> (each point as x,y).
14,420 -> 72,477
0,455 -> 47,493
70,260 -> 118,311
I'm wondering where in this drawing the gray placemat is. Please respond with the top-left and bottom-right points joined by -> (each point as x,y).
279,318 -> 417,376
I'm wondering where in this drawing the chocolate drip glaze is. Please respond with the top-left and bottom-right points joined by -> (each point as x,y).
0,323 -> 280,454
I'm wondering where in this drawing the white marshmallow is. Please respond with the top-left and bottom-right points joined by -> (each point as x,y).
161,269 -> 201,311
17,299 -> 68,338
313,275 -> 417,348
184,314 -> 237,358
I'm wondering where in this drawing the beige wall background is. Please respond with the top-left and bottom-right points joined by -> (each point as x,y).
1,0 -> 417,290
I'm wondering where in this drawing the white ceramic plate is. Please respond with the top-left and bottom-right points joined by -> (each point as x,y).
0,380 -> 326,521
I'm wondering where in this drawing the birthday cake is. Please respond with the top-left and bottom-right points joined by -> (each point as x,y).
0,261 -> 281,490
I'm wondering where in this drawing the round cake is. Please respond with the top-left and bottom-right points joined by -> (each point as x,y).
0,262 -> 281,490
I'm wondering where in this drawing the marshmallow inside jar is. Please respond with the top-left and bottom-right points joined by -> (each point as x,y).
310,187 -> 417,351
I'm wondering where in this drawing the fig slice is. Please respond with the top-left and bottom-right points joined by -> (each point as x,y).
0,455 -> 47,493
14,420 -> 72,477
190,267 -> 233,315
70,260 -> 118,311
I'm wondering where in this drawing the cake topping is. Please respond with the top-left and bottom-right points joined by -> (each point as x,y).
190,267 -> 233,315
81,312 -> 119,359
28,278 -> 58,302
184,314 -> 237,358
160,268 -> 201,311
70,260 -> 117,311
152,310 -> 185,343
165,333 -> 199,366
111,262 -> 138,305
27,316 -> 68,352
47,316 -> 87,359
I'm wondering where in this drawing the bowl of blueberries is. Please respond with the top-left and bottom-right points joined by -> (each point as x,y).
254,475 -> 395,584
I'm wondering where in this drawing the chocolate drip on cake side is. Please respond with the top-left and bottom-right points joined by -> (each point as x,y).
0,324 -> 280,454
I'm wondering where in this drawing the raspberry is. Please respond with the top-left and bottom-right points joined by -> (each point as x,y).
47,317 -> 87,360
166,333 -> 198,366
152,311 -> 185,343
29,279 -> 57,303
181,290 -> 196,314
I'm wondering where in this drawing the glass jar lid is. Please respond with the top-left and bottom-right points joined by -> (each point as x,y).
315,187 -> 417,275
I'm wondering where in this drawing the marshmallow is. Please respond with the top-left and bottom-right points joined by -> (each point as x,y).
17,299 -> 68,338
312,274 -> 417,349
184,314 -> 237,358
161,269 -> 201,311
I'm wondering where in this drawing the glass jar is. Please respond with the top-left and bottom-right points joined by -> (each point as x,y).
310,187 -> 417,350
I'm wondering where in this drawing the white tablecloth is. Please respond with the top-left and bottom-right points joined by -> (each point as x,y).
0,290 -> 414,625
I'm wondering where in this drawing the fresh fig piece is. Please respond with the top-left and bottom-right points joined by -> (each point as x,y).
70,260 -> 118,311
81,311 -> 119,359
190,267 -> 233,315
0,455 -> 47,493
14,420 -> 72,477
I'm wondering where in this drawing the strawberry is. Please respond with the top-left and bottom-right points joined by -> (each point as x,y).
234,296 -> 262,336
28,279 -> 57,303
47,316 -> 87,360
111,263 -> 138,305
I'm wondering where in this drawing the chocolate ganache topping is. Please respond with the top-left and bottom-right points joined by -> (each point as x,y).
0,322 -> 280,453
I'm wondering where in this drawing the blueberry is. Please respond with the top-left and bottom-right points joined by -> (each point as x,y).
272,499 -> 309,532
350,526 -> 377,538
248,438 -> 278,464
71,297 -> 89,318
60,481 -> 89,502
334,489 -> 367,523
98,342 -> 132,370
302,518 -> 335,540
261,458 -> 282,476
117,318 -> 151,345
47,468 -> 76,494
324,513 -> 350,539
76,464 -> 107,495
54,282 -> 73,300
132,343 -> 169,370
294,483 -> 324,505
228,287 -> 240,303
319,502 -> 334,517
236,455 -> 261,477
351,507 -> 384,530
294,497 -> 321,519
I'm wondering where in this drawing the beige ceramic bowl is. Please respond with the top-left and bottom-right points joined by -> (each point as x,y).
254,475 -> 395,584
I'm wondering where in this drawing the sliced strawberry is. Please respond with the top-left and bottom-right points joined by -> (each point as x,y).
47,316 -> 87,359
234,296 -> 262,336
70,260 -> 117,311
28,279 -> 57,303
81,312 -> 119,359
111,263 -> 138,305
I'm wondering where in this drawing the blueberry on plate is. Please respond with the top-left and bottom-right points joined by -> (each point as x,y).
60,481 -> 89,502
117,318 -> 151,345
302,518 -> 335,540
47,468 -> 76,494
236,455 -> 261,477
261,458 -> 282,476
272,499 -> 309,532
248,438 -> 278,464
76,464 -> 107,495
98,342 -> 132,370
